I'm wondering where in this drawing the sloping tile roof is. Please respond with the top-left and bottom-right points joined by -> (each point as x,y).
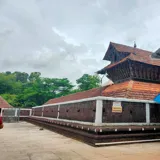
102,80 -> 160,100
0,96 -> 13,108
105,42 -> 160,69
111,42 -> 152,56
45,80 -> 159,105
45,86 -> 107,105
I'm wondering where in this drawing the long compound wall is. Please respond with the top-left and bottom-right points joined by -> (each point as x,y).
32,97 -> 160,125
59,101 -> 96,122
1,98 -> 159,125
43,105 -> 58,118
33,100 -> 96,123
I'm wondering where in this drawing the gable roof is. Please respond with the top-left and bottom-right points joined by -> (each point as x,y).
0,96 -> 13,108
103,42 -> 160,69
45,86 -> 107,105
111,42 -> 152,56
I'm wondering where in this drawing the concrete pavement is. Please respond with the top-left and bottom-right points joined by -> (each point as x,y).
0,122 -> 160,160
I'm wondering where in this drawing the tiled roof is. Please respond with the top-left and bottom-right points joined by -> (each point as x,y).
102,80 -> 160,100
45,86 -> 107,105
111,42 -> 152,56
0,96 -> 13,108
105,42 -> 160,69
45,80 -> 159,105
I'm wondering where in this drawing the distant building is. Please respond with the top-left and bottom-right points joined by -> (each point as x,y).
0,96 -> 13,109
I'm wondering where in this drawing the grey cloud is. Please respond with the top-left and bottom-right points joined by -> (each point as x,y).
0,0 -> 160,83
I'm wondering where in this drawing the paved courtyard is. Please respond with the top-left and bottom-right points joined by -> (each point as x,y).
0,122 -> 160,160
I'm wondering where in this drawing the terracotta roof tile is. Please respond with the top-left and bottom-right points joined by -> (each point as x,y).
45,86 -> 107,105
111,42 -> 152,56
102,80 -> 160,100
0,96 -> 13,108
45,80 -> 159,105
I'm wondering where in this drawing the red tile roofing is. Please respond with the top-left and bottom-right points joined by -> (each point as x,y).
102,80 -> 160,100
0,96 -> 13,108
45,86 -> 107,105
111,42 -> 152,56
45,80 -> 159,105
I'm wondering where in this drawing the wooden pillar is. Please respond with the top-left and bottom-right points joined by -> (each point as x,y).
95,99 -> 103,126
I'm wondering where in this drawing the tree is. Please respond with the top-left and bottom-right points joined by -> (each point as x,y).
1,94 -> 19,107
76,74 -> 100,91
29,72 -> 41,82
5,71 -> 11,75
14,72 -> 29,83
14,77 -> 74,107
0,73 -> 16,94
0,71 -> 101,108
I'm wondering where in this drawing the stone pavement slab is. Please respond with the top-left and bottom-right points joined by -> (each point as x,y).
0,122 -> 160,160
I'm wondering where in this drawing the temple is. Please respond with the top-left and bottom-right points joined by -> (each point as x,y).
97,42 -> 160,100
16,42 -> 160,146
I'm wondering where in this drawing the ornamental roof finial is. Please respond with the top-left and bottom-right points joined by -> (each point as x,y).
134,41 -> 137,48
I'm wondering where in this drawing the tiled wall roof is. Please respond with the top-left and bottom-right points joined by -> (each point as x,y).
102,80 -> 160,100
45,80 -> 159,105
45,86 -> 107,105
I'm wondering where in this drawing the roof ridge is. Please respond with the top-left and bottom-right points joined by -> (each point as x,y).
110,42 -> 152,53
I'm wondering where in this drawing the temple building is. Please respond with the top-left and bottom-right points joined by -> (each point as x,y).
97,42 -> 160,100
26,42 -> 160,146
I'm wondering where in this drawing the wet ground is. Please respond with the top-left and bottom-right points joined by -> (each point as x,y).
0,122 -> 160,160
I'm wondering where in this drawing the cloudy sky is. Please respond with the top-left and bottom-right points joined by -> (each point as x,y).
0,0 -> 160,83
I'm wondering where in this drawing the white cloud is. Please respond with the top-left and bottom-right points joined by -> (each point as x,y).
0,0 -> 160,84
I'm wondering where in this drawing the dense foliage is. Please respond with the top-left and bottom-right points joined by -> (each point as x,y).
0,72 -> 100,108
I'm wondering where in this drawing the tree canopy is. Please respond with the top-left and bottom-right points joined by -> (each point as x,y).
76,74 -> 101,91
0,72 -> 100,108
